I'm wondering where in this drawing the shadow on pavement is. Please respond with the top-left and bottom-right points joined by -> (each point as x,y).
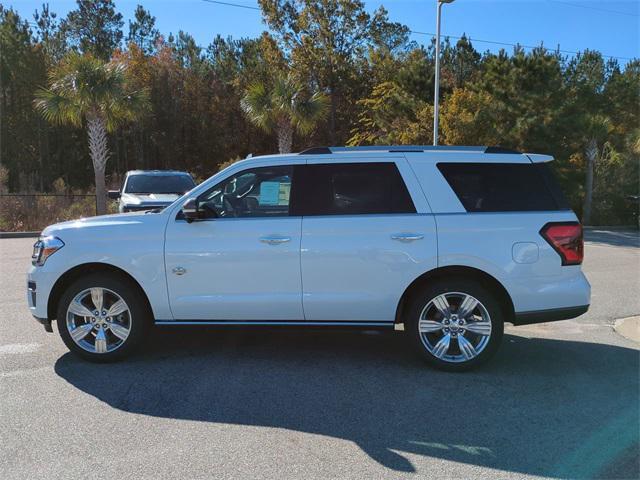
55,328 -> 639,478
584,229 -> 639,248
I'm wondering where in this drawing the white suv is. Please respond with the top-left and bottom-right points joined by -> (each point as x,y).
27,146 -> 590,370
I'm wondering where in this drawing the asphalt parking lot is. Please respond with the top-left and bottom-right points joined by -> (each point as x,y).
1,230 -> 638,479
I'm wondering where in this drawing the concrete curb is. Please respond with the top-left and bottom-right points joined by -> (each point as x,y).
0,232 -> 39,239
583,226 -> 638,231
614,316 -> 640,343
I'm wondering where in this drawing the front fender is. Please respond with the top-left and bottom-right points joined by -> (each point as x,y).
36,213 -> 172,320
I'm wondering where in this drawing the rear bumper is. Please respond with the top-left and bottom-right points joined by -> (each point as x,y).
507,269 -> 591,314
512,305 -> 589,326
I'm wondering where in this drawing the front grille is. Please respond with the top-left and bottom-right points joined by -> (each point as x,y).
123,205 -> 163,212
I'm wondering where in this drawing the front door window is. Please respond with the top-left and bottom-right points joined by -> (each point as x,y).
198,166 -> 293,219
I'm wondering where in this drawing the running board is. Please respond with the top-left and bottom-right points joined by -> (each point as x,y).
155,320 -> 395,327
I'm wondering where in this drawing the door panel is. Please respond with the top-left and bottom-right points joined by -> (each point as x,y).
165,217 -> 303,320
301,214 -> 437,321
164,162 -> 304,321
296,158 -> 437,322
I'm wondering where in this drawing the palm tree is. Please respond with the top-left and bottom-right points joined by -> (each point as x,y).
34,53 -> 149,215
241,75 -> 329,154
582,115 -> 611,225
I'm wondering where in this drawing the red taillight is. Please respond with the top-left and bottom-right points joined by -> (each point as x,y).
540,222 -> 584,266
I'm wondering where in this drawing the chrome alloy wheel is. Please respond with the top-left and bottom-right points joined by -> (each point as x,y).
66,287 -> 132,354
418,292 -> 492,363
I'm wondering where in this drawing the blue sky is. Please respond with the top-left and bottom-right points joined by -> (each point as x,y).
8,0 -> 640,64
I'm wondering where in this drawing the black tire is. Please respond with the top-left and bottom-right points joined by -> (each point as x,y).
57,272 -> 151,362
405,278 -> 504,372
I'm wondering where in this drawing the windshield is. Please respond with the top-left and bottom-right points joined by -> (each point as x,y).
125,174 -> 195,194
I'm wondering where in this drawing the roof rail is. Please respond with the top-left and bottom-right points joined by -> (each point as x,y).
299,147 -> 332,154
298,145 -> 521,155
484,146 -> 521,154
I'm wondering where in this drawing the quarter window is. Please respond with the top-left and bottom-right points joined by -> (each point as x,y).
198,166 -> 293,218
291,162 -> 416,216
437,162 -> 569,212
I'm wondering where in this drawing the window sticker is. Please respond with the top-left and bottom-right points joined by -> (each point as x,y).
278,182 -> 291,205
260,181 -> 281,205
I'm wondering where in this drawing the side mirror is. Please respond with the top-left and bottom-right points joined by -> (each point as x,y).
108,190 -> 121,200
181,198 -> 202,223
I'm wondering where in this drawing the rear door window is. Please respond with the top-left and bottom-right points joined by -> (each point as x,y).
437,162 -> 569,212
292,162 -> 416,216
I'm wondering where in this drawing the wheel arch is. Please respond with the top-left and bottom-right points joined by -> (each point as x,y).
47,262 -> 153,321
395,266 -> 515,324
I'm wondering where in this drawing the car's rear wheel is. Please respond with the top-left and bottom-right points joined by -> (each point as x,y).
405,278 -> 504,371
57,272 -> 150,362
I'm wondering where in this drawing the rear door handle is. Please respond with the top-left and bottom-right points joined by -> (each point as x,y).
259,236 -> 291,245
391,233 -> 424,242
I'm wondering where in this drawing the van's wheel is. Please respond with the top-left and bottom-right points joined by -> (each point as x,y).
57,272 -> 151,362
405,279 -> 504,371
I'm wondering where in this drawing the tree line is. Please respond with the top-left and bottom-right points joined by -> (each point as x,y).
0,0 -> 638,224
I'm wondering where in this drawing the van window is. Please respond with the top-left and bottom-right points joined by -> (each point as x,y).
291,162 -> 416,216
437,162 -> 569,212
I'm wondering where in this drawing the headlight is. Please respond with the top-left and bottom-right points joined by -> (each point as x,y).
122,194 -> 141,205
32,236 -> 65,266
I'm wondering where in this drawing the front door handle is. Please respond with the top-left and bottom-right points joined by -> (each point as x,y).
172,266 -> 186,275
259,236 -> 291,245
391,233 -> 424,242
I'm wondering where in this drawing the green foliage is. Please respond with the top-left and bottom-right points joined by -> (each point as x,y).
33,51 -> 150,214
33,3 -> 68,63
0,6 -> 48,189
34,53 -> 149,131
64,0 -> 123,61
127,5 -> 159,55
440,88 -> 500,146
348,82 -> 432,146
0,1 -> 637,226
258,0 -> 407,143
241,74 -> 329,152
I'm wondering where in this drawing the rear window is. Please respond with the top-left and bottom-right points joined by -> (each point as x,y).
437,162 -> 569,212
291,162 -> 416,216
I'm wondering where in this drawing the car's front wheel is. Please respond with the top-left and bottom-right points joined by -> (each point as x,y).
57,272 -> 150,362
405,278 -> 504,371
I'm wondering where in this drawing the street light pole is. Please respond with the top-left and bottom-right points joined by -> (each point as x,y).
433,0 -> 454,146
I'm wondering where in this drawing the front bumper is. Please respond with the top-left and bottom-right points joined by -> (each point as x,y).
512,304 -> 590,326
32,314 -> 53,332
27,277 -> 54,332
27,267 -> 57,321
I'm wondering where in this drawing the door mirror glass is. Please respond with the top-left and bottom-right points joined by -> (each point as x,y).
108,190 -> 121,200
